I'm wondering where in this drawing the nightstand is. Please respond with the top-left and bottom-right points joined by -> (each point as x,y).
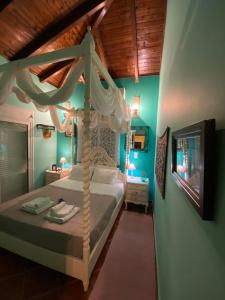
45,169 -> 70,185
125,176 -> 149,213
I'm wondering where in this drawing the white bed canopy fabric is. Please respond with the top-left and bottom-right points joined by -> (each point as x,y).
0,28 -> 131,291
0,28 -> 130,133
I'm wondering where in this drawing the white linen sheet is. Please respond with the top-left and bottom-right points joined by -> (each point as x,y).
50,177 -> 124,202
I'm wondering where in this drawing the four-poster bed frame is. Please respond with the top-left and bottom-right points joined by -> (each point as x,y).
0,28 -> 131,291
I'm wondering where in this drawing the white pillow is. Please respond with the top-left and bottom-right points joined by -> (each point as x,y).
95,164 -> 117,170
69,165 -> 94,181
92,168 -> 117,184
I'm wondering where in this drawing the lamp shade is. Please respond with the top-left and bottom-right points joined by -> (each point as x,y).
128,163 -> 136,171
60,157 -> 66,164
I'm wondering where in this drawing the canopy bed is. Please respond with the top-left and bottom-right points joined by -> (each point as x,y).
0,28 -> 131,291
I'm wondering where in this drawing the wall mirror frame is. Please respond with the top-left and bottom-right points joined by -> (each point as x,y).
129,126 -> 149,152
171,119 -> 215,220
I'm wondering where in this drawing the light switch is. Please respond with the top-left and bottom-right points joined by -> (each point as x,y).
134,152 -> 138,159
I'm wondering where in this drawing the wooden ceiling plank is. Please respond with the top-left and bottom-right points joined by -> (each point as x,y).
40,0 -> 113,82
0,1 -> 12,12
130,0 -> 139,82
11,0 -> 107,60
94,29 -> 108,69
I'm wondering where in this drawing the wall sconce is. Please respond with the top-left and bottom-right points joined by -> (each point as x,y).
36,124 -> 55,139
131,96 -> 140,118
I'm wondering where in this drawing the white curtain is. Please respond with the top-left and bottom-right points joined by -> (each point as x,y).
0,30 -> 130,134
90,64 -> 130,123
49,106 -> 75,133
12,86 -> 49,112
16,59 -> 84,106
0,63 -> 17,105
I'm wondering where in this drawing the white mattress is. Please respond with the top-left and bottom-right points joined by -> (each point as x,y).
50,177 -> 124,202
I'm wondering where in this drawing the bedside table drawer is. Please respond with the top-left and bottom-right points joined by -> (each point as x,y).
127,183 -> 148,191
127,189 -> 148,198
45,169 -> 70,185
126,194 -> 148,203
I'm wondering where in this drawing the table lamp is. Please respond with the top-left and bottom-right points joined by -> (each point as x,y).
60,157 -> 66,169
128,162 -> 136,177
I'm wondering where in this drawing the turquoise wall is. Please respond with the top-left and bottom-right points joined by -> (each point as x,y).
115,76 -> 159,201
0,57 -> 57,188
154,1 -> 225,299
56,76 -> 159,200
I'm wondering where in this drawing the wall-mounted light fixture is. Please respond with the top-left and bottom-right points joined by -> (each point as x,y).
131,96 -> 140,118
36,124 -> 55,139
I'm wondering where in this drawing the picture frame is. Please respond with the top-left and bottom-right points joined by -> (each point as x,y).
124,126 -> 150,152
155,127 -> 170,198
64,124 -> 77,137
171,119 -> 215,220
51,164 -> 57,171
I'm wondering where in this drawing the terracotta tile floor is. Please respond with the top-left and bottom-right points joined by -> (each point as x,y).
0,209 -> 157,300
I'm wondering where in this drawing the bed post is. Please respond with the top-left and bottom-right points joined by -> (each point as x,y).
82,28 -> 93,292
71,117 -> 75,165
125,123 -> 131,177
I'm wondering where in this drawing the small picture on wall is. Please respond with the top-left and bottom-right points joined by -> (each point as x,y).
65,124 -> 77,137
52,164 -> 57,171
155,127 -> 170,198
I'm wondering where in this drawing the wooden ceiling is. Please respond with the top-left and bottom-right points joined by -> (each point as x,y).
0,0 -> 167,87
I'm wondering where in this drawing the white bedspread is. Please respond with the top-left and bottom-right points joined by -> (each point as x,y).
50,178 -> 124,202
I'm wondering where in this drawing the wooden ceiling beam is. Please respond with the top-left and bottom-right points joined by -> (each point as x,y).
39,59 -> 74,82
93,29 -> 108,69
130,0 -> 139,82
91,0 -> 114,69
11,0 -> 107,60
39,0 -> 114,83
0,1 -> 12,12
92,0 -> 114,31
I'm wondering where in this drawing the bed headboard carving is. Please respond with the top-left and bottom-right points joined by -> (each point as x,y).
90,146 -> 116,167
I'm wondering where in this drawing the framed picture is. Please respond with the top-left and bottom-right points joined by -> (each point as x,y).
171,119 -> 215,220
65,124 -> 77,137
155,127 -> 170,198
52,164 -> 57,171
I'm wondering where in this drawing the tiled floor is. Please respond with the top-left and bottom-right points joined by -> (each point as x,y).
0,209 -> 157,300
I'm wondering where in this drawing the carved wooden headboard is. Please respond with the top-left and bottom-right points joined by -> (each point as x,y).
90,146 -> 116,167
89,146 -> 126,184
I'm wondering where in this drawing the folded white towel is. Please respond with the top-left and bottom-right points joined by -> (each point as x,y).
49,201 -> 75,218
45,206 -> 80,224
21,200 -> 54,215
50,201 -> 66,214
23,197 -> 51,209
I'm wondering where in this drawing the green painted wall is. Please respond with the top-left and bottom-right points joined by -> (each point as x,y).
154,1 -> 225,299
0,57 -> 57,188
116,76 -> 159,200
56,76 -> 159,200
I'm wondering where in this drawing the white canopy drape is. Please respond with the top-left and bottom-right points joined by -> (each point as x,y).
0,29 -> 131,132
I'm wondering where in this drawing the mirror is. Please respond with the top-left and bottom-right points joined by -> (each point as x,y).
172,119 -> 215,220
176,136 -> 201,194
130,126 -> 149,152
